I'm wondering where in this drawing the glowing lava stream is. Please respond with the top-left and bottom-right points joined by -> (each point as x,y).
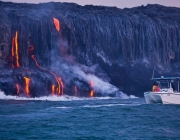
11,31 -> 20,68
89,81 -> 95,97
31,55 -> 64,95
24,77 -> 30,97
11,38 -> 15,68
15,32 -> 20,67
90,90 -> 94,97
50,73 -> 64,95
53,18 -> 60,32
52,85 -> 55,95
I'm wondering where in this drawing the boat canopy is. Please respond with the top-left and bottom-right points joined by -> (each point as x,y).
151,76 -> 180,92
151,77 -> 180,81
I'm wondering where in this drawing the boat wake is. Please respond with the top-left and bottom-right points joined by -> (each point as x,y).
0,91 -> 138,101
51,103 -> 142,110
81,103 -> 141,108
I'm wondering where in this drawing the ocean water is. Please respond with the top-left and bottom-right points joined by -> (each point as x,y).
0,94 -> 180,140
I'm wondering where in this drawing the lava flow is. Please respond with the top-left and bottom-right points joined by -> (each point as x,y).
53,18 -> 60,32
89,81 -> 95,97
31,55 -> 64,95
24,77 -> 30,97
90,90 -> 94,97
15,32 -> 20,67
52,85 -> 55,95
11,38 -> 15,68
31,55 -> 44,70
11,31 -> 20,68
50,74 -> 63,95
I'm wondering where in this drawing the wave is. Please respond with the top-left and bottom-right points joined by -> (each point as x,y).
82,103 -> 141,108
54,106 -> 73,109
129,95 -> 139,99
0,91 -> 138,101
52,103 -> 142,110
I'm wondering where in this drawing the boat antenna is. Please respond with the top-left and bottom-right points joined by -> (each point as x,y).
152,67 -> 155,79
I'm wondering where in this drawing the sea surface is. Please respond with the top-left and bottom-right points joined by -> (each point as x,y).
0,94 -> 180,140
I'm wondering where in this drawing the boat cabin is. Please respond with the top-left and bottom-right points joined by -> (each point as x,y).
151,76 -> 180,92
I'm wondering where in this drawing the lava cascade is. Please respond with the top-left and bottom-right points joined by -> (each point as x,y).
89,81 -> 95,97
31,55 -> 64,95
11,31 -> 20,68
53,18 -> 60,32
24,77 -> 30,97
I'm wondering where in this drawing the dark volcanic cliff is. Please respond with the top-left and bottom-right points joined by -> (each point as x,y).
0,1 -> 180,97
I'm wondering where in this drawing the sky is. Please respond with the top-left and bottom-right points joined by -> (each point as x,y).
2,0 -> 180,8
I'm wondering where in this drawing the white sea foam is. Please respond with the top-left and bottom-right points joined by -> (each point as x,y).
0,92 -> 83,101
0,91 -> 138,101
129,95 -> 139,99
54,106 -> 73,109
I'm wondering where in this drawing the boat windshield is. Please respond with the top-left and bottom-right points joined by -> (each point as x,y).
159,81 -> 169,89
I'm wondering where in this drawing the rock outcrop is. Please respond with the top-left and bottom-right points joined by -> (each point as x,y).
0,1 -> 180,97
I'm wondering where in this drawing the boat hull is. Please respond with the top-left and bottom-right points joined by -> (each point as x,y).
144,92 -> 163,104
160,93 -> 180,104
149,93 -> 162,103
144,92 -> 157,104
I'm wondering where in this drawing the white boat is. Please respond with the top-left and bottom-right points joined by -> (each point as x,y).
144,92 -> 161,104
144,77 -> 180,104
160,93 -> 180,104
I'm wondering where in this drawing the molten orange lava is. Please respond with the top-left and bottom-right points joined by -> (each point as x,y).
12,38 -> 15,68
52,85 -> 55,95
53,18 -> 60,31
16,84 -> 20,95
89,81 -> 95,97
50,73 -> 63,95
31,55 -> 44,70
31,55 -> 64,95
90,90 -> 94,97
59,78 -> 64,95
24,77 -> 30,97
15,31 -> 20,67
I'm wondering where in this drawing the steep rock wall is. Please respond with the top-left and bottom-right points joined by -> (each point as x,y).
0,1 -> 180,96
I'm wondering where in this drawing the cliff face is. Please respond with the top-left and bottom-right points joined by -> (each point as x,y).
0,1 -> 180,97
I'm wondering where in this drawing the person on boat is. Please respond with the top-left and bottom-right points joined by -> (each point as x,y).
155,84 -> 160,92
152,83 -> 157,92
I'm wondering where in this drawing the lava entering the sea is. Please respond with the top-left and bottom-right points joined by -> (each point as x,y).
31,55 -> 64,95
89,81 -> 95,97
52,85 -> 55,95
90,90 -> 94,97
24,77 -> 30,97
